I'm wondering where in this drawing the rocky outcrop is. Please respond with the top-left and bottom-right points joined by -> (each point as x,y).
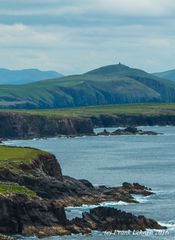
0,193 -> 165,237
97,127 -> 160,136
0,235 -> 15,240
17,206 -> 166,237
1,111 -> 175,140
0,194 -> 66,235
0,147 -> 166,237
0,112 -> 94,140
21,153 -> 63,181
72,207 -> 165,232
50,180 -> 154,207
0,147 -> 153,204
0,164 -> 153,204
0,151 -> 63,183
91,114 -> 175,127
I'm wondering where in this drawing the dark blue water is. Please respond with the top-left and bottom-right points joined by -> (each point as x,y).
5,126 -> 175,240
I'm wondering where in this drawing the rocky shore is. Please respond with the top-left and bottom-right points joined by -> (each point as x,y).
22,206 -> 166,237
0,235 -> 15,240
97,127 -> 160,136
0,146 -> 166,237
0,112 -> 174,140
91,114 -> 175,127
71,206 -> 165,233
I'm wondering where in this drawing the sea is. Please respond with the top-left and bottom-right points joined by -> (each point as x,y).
4,126 -> 175,240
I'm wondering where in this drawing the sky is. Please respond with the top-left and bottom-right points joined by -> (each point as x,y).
0,0 -> 175,75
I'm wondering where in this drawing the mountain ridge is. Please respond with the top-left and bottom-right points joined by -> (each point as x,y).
0,64 -> 175,109
154,69 -> 175,81
0,68 -> 63,85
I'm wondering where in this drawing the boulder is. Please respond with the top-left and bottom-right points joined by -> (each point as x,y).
97,129 -> 111,136
79,207 -> 166,232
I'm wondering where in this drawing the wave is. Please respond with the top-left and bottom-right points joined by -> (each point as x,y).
66,194 -> 153,213
132,194 -> 153,203
159,220 -> 175,232
66,201 -> 129,212
154,189 -> 175,195
3,141 -> 17,145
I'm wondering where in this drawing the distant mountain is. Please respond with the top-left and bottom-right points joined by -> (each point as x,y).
0,68 -> 63,84
154,69 -> 175,81
0,63 -> 175,109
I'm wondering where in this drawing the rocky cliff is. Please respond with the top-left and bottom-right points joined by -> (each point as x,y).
91,114 -> 175,127
1,112 -> 175,140
0,112 -> 94,139
0,147 -> 153,202
0,194 -> 66,234
0,146 -> 166,237
73,206 -> 165,232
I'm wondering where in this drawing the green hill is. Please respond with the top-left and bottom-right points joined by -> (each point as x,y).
0,64 -> 175,109
154,69 -> 175,81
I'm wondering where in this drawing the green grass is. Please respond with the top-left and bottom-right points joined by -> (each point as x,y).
4,102 -> 175,118
0,146 -> 49,172
0,63 -> 175,109
0,182 -> 36,197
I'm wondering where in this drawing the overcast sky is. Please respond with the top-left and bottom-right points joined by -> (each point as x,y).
0,0 -> 175,74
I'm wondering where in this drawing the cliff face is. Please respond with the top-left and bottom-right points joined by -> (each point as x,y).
91,114 -> 175,127
0,112 -> 94,139
0,195 -> 66,234
0,150 -> 64,201
0,147 -> 153,203
1,112 -> 175,140
0,146 -> 165,236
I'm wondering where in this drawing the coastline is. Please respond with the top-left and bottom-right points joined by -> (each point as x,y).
0,146 -> 166,237
0,111 -> 174,140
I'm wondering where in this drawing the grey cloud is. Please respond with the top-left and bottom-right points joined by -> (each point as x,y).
0,0 -> 175,74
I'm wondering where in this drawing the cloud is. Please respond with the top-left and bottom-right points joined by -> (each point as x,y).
0,24 -> 57,48
1,0 -> 175,18
98,0 -> 175,17
0,0 -> 175,74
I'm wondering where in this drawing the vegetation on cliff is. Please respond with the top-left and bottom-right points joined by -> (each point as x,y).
0,103 -> 175,139
0,146 -> 165,236
0,182 -> 36,197
0,146 -> 50,173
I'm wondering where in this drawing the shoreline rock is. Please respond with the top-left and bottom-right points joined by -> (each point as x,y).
0,235 -> 15,240
97,127 -> 160,136
0,194 -> 67,235
0,112 -> 94,140
21,206 -> 166,237
72,206 -> 166,232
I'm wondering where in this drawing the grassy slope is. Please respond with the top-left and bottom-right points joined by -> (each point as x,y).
0,64 -> 175,108
0,146 -> 49,172
3,102 -> 175,117
0,146 -> 50,197
0,182 -> 36,197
